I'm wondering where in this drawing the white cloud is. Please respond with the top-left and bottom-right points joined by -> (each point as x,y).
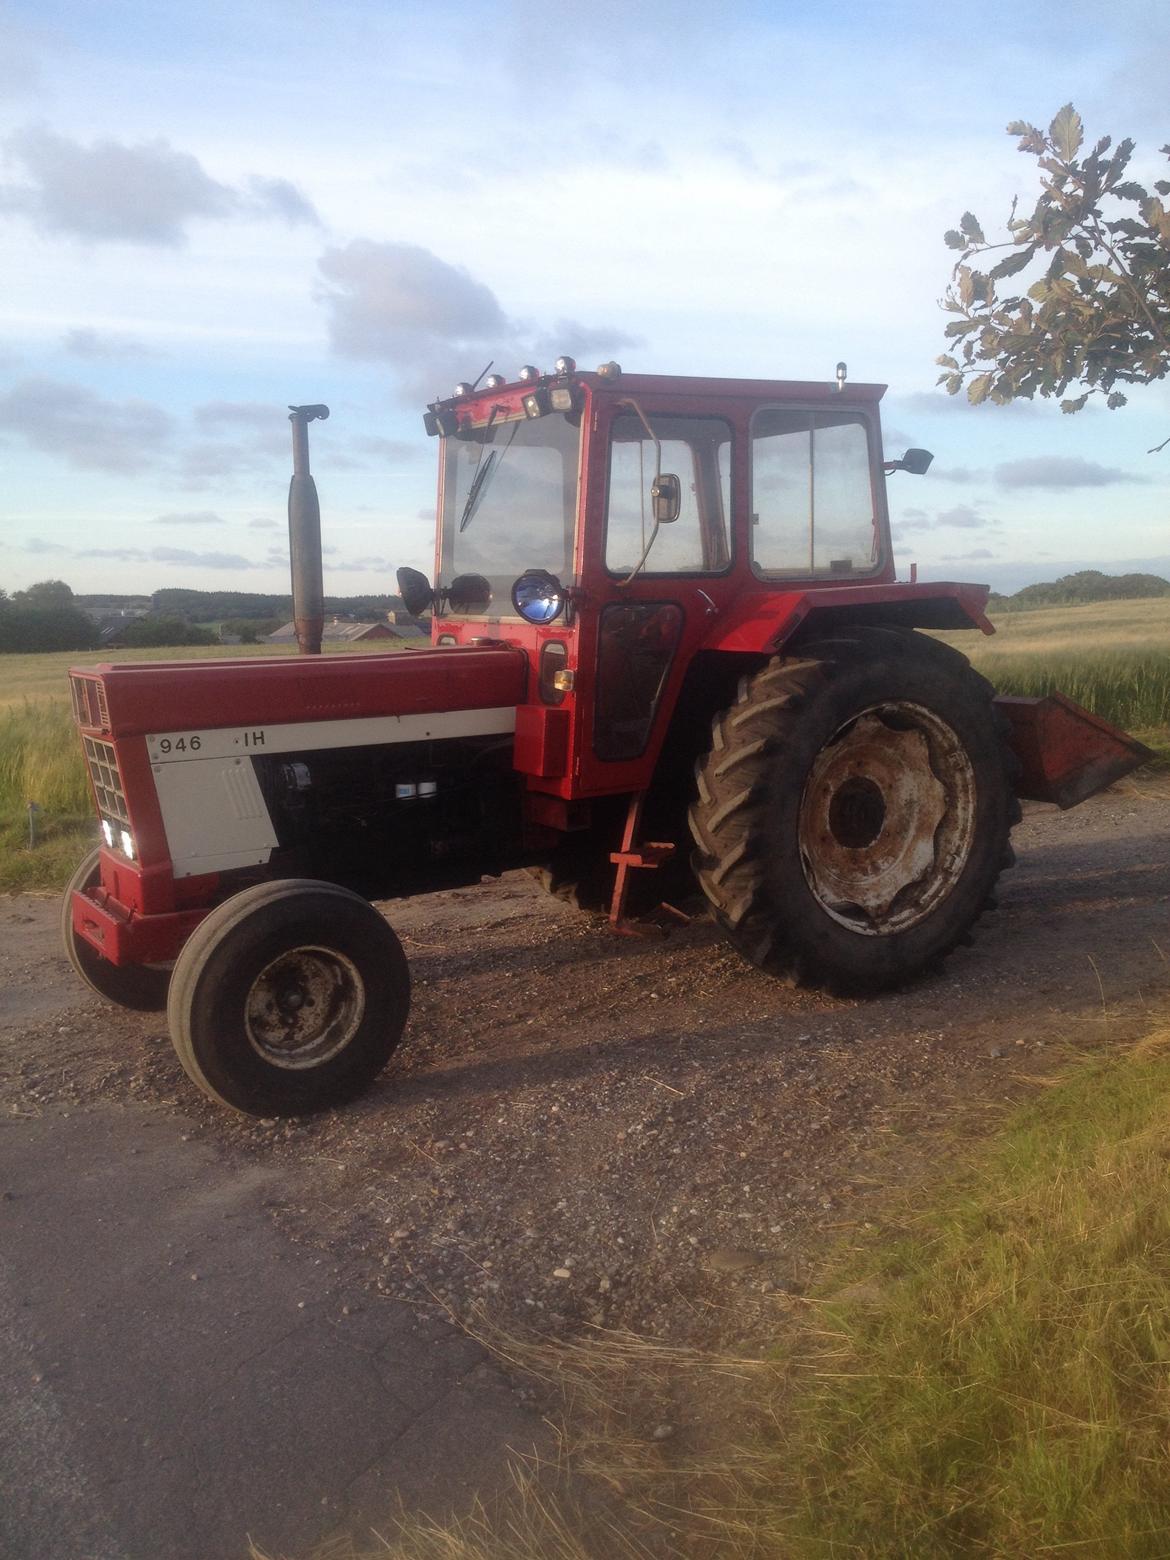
995,456 -> 1148,490
0,376 -> 172,473
0,125 -> 322,246
22,538 -> 265,570
317,239 -> 513,372
153,510 -> 224,526
63,327 -> 155,360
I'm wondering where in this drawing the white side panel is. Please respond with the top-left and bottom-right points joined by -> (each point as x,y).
147,704 -> 517,878
154,756 -> 279,877
146,706 -> 517,765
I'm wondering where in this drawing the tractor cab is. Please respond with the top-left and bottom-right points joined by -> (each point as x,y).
403,359 -> 943,807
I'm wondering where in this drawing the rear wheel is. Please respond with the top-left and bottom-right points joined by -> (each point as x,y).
689,627 -> 1019,992
167,879 -> 410,1115
61,848 -> 171,1012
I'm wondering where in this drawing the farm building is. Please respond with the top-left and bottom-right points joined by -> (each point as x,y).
266,615 -> 426,644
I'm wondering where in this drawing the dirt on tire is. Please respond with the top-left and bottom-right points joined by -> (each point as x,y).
3,785 -> 1169,1353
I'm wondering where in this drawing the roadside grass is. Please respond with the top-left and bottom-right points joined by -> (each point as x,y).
767,1030 -> 1170,1557
260,1028 -> 1170,1559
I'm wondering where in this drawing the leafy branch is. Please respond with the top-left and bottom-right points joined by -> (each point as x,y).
938,105 -> 1170,451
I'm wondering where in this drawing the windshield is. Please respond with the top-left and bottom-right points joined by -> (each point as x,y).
439,410 -> 580,615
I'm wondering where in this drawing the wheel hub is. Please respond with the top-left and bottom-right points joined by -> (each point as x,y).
244,946 -> 366,1069
797,704 -> 976,934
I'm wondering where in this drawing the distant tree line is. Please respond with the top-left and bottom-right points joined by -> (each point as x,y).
146,588 -> 405,622
0,580 -> 99,652
988,570 -> 1170,610
2,581 -> 413,652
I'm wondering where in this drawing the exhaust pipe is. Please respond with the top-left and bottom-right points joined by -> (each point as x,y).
287,403 -> 329,656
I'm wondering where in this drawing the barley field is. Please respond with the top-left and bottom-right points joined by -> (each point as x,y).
935,596 -> 1170,732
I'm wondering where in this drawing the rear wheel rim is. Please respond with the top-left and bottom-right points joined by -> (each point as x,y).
797,702 -> 977,936
244,946 -> 366,1069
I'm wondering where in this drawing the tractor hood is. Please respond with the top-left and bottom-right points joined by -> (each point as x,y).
69,645 -> 529,740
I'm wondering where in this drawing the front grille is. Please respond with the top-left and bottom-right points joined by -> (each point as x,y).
70,675 -> 109,732
83,737 -> 130,827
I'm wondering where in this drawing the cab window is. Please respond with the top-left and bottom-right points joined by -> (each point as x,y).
750,409 -> 879,577
605,414 -> 731,575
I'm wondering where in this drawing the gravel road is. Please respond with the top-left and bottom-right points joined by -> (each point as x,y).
5,786 -> 1170,1358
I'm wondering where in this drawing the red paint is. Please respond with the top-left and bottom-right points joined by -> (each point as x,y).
996,694 -> 1153,808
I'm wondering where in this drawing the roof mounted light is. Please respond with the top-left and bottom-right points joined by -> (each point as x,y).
484,373 -> 505,390
522,387 -> 550,419
554,355 -> 576,376
596,360 -> 622,381
518,364 -> 541,382
453,382 -> 474,398
424,407 -> 459,436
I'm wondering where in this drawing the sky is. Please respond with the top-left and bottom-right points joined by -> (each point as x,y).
0,0 -> 1167,600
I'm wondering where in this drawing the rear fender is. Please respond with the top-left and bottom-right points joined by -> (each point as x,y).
701,582 -> 994,654
996,693 -> 1153,809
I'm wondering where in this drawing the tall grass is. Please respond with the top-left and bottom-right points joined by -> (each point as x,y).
934,596 -> 1170,733
0,699 -> 89,814
765,1034 -> 1170,1556
970,650 -> 1170,729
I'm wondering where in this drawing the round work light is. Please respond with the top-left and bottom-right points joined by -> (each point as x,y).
511,569 -> 566,625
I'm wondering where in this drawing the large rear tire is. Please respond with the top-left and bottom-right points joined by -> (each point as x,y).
167,879 -> 410,1115
689,627 -> 1019,992
61,848 -> 171,1012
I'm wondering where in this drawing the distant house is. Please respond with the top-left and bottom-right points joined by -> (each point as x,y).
267,618 -> 397,645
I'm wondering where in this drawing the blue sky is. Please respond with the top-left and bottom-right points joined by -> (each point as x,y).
1,0 -> 1167,598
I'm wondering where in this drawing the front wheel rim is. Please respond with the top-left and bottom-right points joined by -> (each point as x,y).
244,945 -> 366,1069
797,702 -> 977,936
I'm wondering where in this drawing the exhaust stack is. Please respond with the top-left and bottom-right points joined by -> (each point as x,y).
287,403 -> 329,656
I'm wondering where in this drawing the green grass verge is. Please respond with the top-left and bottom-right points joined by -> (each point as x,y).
770,1035 -> 1170,1557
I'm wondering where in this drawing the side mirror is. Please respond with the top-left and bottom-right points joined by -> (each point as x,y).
396,566 -> 434,617
651,472 -> 681,524
447,573 -> 492,614
892,448 -> 934,476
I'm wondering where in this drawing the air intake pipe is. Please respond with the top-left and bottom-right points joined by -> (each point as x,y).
287,403 -> 329,655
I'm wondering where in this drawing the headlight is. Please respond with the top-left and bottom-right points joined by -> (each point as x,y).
119,828 -> 135,860
101,819 -> 115,847
512,570 -> 567,625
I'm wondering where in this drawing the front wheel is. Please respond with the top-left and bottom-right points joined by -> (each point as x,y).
167,880 -> 411,1115
689,627 -> 1019,992
61,848 -> 171,1012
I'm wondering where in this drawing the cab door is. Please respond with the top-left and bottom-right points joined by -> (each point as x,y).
575,403 -> 738,795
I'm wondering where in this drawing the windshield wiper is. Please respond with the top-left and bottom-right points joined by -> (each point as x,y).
459,449 -> 497,532
459,413 -> 519,532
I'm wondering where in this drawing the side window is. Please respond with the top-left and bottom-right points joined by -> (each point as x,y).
605,415 -> 731,575
751,410 -> 878,577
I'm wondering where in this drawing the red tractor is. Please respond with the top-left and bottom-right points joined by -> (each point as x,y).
64,360 -> 1148,1115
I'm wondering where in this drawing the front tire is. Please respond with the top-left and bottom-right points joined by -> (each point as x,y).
689,628 -> 1018,992
61,848 -> 171,1012
167,880 -> 410,1115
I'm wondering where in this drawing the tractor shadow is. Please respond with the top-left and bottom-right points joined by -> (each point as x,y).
380,821 -> 1170,1111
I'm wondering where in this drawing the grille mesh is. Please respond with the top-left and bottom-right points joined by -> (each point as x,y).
70,675 -> 109,732
83,737 -> 130,827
